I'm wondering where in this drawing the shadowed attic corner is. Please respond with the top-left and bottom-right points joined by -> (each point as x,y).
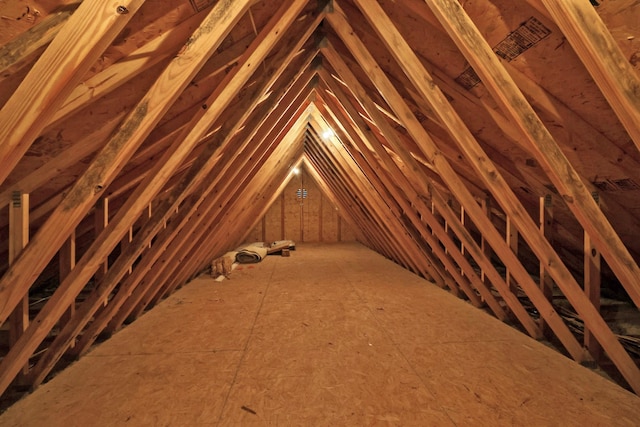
0,0 -> 639,418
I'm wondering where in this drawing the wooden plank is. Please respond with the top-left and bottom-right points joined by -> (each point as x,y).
422,0 -> 640,309
319,53 -> 544,337
110,68 -> 316,329
0,3 -> 80,74
0,0 -> 252,326
45,59 -> 317,371
93,198 -> 109,286
0,0 -> 146,185
350,0 -> 640,393
0,0 -> 254,397
149,115 -> 309,305
51,9 -> 212,124
57,231 -> 76,337
480,194 -> 491,284
584,192 -> 603,362
315,100 -> 475,301
540,0 -> 640,152
327,4 -> 586,358
0,114 -> 124,210
307,114 -> 443,283
121,227 -> 133,275
539,195 -> 554,336
314,89 -> 496,306
4,243 -> 640,426
505,215 -> 519,296
8,192 -> 29,378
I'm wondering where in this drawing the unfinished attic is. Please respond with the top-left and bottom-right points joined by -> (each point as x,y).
0,0 -> 640,422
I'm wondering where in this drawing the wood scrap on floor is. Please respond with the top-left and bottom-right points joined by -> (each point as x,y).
266,240 -> 296,255
210,251 -> 238,280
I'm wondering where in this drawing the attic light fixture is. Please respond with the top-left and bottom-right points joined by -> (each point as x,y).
292,167 -> 300,175
321,128 -> 334,140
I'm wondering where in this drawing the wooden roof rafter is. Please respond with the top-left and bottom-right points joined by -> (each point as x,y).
340,0 -> 640,393
0,0 -> 147,185
0,0 -> 255,325
0,0 -> 638,403
417,0 -> 640,309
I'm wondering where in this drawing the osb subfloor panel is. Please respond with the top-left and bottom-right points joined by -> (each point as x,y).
2,243 -> 640,426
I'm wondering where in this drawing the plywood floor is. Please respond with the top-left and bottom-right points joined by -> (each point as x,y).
1,242 -> 639,426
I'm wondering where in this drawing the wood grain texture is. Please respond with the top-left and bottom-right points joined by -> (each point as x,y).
352,0 -> 640,393
327,2 -> 586,360
0,0 -> 146,185
2,243 -> 638,426
0,0 -> 254,398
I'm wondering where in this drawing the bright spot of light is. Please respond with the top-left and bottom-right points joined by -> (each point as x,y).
292,167 -> 300,175
321,128 -> 334,140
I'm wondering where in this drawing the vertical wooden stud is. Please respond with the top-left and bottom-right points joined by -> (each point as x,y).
121,227 -> 133,274
147,204 -> 153,248
460,204 -> 465,277
281,191 -> 286,240
539,194 -> 555,335
444,197 -> 453,255
9,191 -> 29,377
584,191 -> 602,362
319,191 -> 324,242
506,215 -> 519,295
58,230 -> 76,347
93,198 -> 109,282
480,194 -> 492,284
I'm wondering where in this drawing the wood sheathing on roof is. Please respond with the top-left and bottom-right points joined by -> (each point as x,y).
0,0 -> 638,401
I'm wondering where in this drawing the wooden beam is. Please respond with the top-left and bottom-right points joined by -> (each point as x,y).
93,198 -> 109,286
328,3 -> 586,357
304,130 -> 397,261
348,0 -> 640,259
306,133 -> 419,274
97,16 -> 324,316
505,215 -> 519,297
0,114 -> 124,210
146,113 -> 309,307
480,194 -> 492,284
350,0 -> 640,393
584,192 -> 603,362
58,230 -> 76,336
539,194 -> 554,336
33,51 -> 318,380
320,51 -> 545,337
315,86 -> 499,305
540,0 -> 640,152
0,0 -> 252,326
0,0 -> 146,185
308,113 -> 442,283
422,0 -> 640,309
8,192 -> 29,378
0,3 -> 79,74
314,98 -> 486,305
110,66 -> 317,331
0,0 -> 254,397
51,9 -> 213,124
